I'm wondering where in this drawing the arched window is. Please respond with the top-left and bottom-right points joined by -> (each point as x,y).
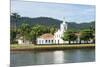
52,40 -> 53,43
49,40 -> 50,43
45,40 -> 47,43
58,40 -> 59,44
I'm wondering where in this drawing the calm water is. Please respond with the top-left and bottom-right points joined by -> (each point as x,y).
10,48 -> 95,66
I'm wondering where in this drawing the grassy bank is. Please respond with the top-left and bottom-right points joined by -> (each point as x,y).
10,44 -> 95,51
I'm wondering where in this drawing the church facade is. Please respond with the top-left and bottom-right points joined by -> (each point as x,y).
37,17 -> 69,44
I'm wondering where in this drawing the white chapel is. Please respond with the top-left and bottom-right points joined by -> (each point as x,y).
37,17 -> 68,44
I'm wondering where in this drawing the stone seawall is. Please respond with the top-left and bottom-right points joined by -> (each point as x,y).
10,44 -> 95,51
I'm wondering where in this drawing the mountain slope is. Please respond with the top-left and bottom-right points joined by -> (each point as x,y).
10,16 -> 95,30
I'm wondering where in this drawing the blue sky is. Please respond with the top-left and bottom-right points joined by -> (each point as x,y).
11,0 -> 95,23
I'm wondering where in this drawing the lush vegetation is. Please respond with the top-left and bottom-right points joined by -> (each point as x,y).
62,30 -> 77,44
62,28 -> 95,44
80,29 -> 95,43
10,13 -> 95,44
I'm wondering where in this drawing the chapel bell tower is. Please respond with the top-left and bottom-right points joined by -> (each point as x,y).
60,17 -> 68,33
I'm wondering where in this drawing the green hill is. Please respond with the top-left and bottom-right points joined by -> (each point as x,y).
10,14 -> 95,31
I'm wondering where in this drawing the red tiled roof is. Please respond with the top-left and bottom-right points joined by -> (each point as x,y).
39,33 -> 54,39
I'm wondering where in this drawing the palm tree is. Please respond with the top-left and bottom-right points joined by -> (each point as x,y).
11,13 -> 20,30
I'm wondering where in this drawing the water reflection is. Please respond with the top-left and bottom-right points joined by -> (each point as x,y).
63,49 -> 95,63
10,48 -> 95,66
35,51 -> 54,65
54,51 -> 64,63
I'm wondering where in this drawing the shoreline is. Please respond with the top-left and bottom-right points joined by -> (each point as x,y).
10,44 -> 95,51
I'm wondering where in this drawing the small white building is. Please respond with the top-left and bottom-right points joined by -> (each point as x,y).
37,17 -> 69,44
17,37 -> 31,45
